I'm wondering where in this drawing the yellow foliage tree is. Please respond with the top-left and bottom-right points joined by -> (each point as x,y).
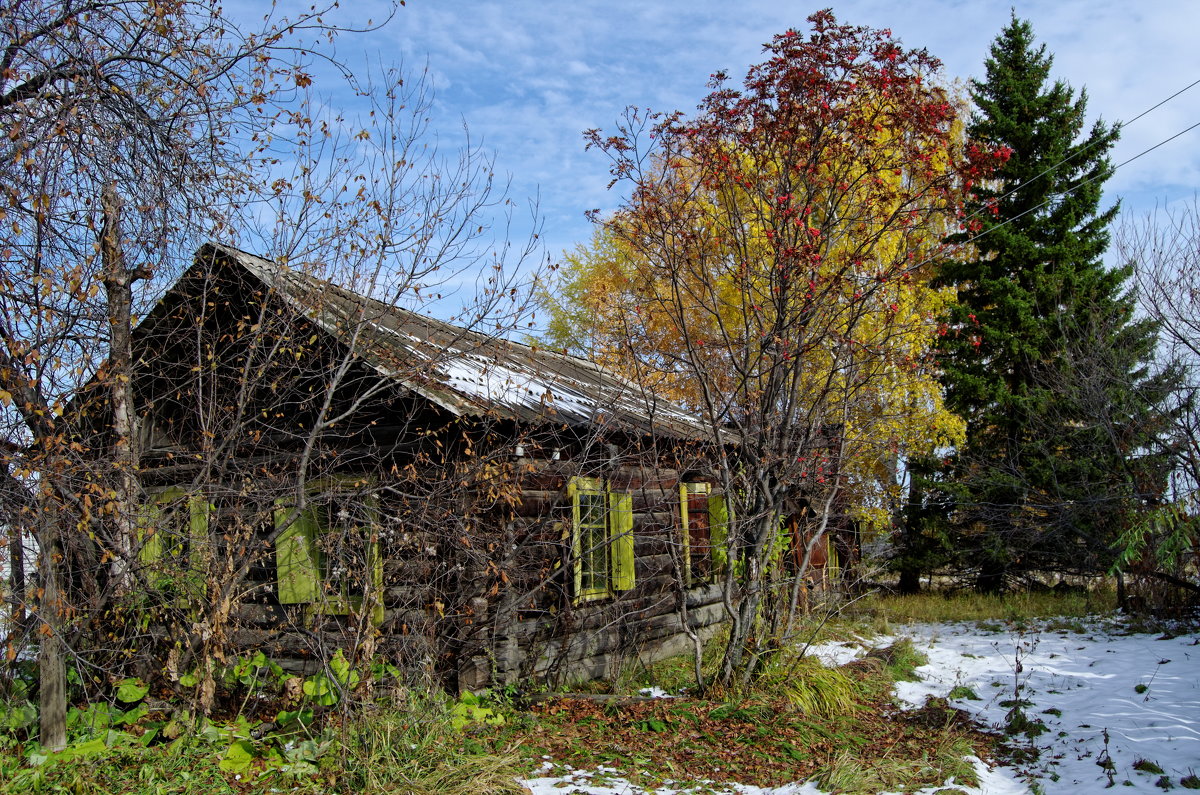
549,12 -> 1004,686
544,216 -> 964,530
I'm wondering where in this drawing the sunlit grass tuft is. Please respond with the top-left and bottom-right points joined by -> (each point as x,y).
817,731 -> 978,794
765,654 -> 860,717
843,584 -> 1117,626
337,693 -> 525,795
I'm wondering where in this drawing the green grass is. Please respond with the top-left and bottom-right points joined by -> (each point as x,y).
0,691 -> 526,795
817,732 -> 977,794
948,685 -> 981,701
333,698 -> 525,795
763,654 -> 861,717
9,587 -> 1106,794
876,638 -> 930,682
1,739 -> 240,795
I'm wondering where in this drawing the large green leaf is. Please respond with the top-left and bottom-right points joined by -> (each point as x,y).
274,708 -> 314,732
115,678 -> 149,703
219,739 -> 257,774
328,650 -> 360,689
0,701 -> 37,731
301,673 -> 339,706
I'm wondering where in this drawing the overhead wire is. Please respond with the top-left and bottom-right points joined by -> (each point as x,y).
929,76 -> 1200,261
958,76 -> 1200,235
951,115 -> 1200,256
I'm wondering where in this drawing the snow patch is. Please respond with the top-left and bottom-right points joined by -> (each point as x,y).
638,686 -> 677,699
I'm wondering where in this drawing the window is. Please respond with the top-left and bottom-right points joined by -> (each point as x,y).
781,505 -> 838,583
315,496 -> 379,599
568,477 -> 634,601
679,482 -> 729,584
136,487 -> 210,598
273,477 -> 384,625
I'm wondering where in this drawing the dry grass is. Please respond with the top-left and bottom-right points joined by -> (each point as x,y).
843,584 -> 1118,627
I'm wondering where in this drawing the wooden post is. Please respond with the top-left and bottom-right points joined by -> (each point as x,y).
37,505 -> 66,751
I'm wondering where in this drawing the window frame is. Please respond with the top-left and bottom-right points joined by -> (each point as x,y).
273,475 -> 384,625
568,476 -> 635,602
137,486 -> 210,599
679,482 -> 730,585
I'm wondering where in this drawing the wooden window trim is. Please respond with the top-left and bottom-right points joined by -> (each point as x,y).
273,476 -> 384,626
568,476 -> 635,603
680,482 -> 730,585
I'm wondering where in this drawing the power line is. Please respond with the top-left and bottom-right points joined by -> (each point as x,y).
953,76 -> 1200,242
1114,119 -> 1200,170
951,115 -> 1200,257
1121,77 -> 1200,128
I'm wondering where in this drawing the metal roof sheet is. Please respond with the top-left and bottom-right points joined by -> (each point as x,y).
208,244 -> 708,440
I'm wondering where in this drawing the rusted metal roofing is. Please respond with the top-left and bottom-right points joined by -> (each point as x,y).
205,243 -> 708,440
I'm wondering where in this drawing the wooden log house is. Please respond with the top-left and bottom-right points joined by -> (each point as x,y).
101,243 -> 748,690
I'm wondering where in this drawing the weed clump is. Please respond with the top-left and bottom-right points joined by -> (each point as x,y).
758,655 -> 860,717
859,638 -> 929,682
948,685 -> 981,701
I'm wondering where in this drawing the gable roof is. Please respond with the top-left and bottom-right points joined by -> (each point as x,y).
193,243 -> 707,441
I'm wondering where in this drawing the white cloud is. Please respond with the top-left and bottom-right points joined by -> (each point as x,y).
225,0 -> 1200,270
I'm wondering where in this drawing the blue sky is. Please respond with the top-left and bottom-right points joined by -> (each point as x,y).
257,0 -> 1200,287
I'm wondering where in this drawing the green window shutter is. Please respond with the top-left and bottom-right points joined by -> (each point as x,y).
678,483 -> 691,585
274,499 -> 320,604
827,534 -> 839,581
187,495 -> 210,570
709,492 -> 729,572
136,501 -> 164,565
776,512 -> 791,565
609,491 -> 635,591
568,477 -> 583,598
182,495 -> 211,598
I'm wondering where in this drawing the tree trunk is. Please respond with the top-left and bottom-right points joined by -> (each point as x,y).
717,507 -> 777,689
100,182 -> 149,591
976,564 -> 1005,594
897,566 -> 921,595
2,465 -> 28,631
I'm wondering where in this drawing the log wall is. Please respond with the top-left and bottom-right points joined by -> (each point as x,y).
192,453 -> 734,690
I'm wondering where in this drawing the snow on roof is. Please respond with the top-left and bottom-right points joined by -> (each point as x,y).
205,243 -> 708,440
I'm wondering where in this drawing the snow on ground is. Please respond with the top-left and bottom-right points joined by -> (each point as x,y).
520,762 -> 829,795
519,616 -> 1200,794
896,617 -> 1200,793
638,687 -> 677,699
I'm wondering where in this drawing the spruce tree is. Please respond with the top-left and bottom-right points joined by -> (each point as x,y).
932,15 -> 1175,591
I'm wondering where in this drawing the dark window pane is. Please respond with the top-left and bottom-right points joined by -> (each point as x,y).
688,492 -> 711,579
578,490 -> 609,594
